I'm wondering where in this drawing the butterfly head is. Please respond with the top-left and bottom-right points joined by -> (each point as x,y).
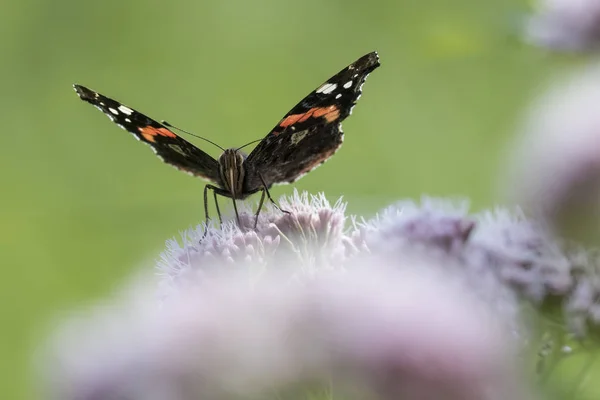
218,149 -> 247,198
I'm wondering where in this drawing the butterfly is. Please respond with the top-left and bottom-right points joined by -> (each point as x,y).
74,51 -> 380,229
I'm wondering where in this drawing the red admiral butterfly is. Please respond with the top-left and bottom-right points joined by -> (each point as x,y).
74,51 -> 380,228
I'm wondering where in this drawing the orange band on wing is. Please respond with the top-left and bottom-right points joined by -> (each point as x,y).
277,105 -> 341,134
138,126 -> 177,143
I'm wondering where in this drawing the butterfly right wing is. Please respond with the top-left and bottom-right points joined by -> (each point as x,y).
73,84 -> 221,184
243,52 -> 380,191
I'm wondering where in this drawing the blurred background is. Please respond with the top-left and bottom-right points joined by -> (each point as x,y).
0,0 -> 589,398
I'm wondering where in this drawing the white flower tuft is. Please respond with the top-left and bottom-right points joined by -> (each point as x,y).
157,189 -> 349,298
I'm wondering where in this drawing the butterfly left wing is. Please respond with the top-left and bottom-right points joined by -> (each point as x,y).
243,51 -> 380,192
73,84 -> 221,183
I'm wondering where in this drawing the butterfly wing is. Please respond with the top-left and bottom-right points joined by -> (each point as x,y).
243,51 -> 380,192
73,84 -> 221,184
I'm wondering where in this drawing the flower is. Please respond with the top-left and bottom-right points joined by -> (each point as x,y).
157,190 -> 349,298
525,0 -> 600,51
39,190 -> 600,399
157,191 -> 583,333
504,64 -> 600,246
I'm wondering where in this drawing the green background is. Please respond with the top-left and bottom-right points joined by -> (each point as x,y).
0,0 -> 588,398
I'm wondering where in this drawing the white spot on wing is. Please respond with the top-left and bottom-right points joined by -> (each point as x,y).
335,93 -> 342,99
108,107 -> 119,115
118,105 -> 133,115
316,82 -> 337,94
343,80 -> 353,89
125,118 -> 131,123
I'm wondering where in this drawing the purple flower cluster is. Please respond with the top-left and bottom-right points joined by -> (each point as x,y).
159,192 -> 576,324
40,177 -> 600,400
43,190 -> 567,400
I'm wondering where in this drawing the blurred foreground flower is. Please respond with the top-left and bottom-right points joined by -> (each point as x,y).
42,265 -> 530,400
41,190 -> 600,399
505,64 -> 600,339
506,65 -> 600,245
525,0 -> 600,51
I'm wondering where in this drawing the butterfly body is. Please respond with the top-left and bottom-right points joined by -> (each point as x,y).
218,148 -> 253,200
74,51 -> 380,228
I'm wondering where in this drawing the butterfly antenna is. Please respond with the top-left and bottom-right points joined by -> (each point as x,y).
236,138 -> 263,151
162,120 -> 225,152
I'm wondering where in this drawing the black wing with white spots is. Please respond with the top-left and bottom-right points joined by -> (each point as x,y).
243,51 -> 380,191
73,84 -> 221,183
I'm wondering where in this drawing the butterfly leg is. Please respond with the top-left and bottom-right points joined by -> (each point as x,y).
253,189 -> 267,229
259,173 -> 291,215
231,198 -> 242,228
213,190 -> 223,226
203,184 -> 212,229
204,184 -> 226,231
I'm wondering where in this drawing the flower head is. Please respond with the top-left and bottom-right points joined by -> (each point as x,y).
504,64 -> 600,246
157,190 -> 349,298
